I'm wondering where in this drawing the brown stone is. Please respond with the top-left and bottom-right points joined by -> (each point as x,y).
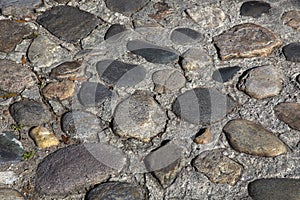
194,128 -> 212,144
282,10 -> 300,30
42,80 -> 75,100
50,61 -> 83,80
274,102 -> 300,131
30,126 -> 60,148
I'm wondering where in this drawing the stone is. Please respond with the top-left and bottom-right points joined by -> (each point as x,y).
0,132 -> 24,164
152,69 -> 186,93
96,60 -> 146,87
0,171 -> 18,185
248,178 -> 300,200
213,23 -> 282,60
86,182 -> 145,199
50,61 -> 84,80
282,43 -> 300,62
170,28 -> 204,45
186,6 -> 226,28
193,149 -> 243,186
240,1 -> 271,18
180,48 -> 212,71
274,102 -> 300,131
237,66 -> 283,99
37,6 -> 100,43
35,143 -> 126,195
104,24 -> 127,41
30,126 -> 60,148
0,20 -> 33,53
113,91 -> 167,142
9,100 -> 52,126
78,82 -> 113,107
21,87 -> 41,101
0,188 -> 25,200
194,128 -> 212,144
212,66 -> 241,83
127,40 -> 179,64
0,59 -> 36,93
282,10 -> 300,30
173,88 -> 236,125
0,0 -> 41,18
105,0 -> 149,16
42,80 -> 75,100
223,119 -> 287,157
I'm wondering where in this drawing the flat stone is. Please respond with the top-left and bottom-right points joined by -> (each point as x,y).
0,0 -> 42,18
193,149 -> 243,186
240,1 -> 271,18
0,132 -> 24,164
37,6 -> 100,43
181,48 -> 212,71
113,91 -> 167,142
213,23 -> 282,60
170,28 -> 204,45
50,61 -> 84,80
237,66 -> 283,99
173,88 -> 236,125
9,100 -> 52,126
104,24 -> 127,41
127,40 -> 179,64
30,126 -> 60,148
282,10 -> 300,30
0,171 -> 18,185
282,43 -> 300,62
152,69 -> 185,93
105,0 -> 149,15
0,59 -> 36,93
0,188 -> 25,200
42,80 -> 75,100
194,128 -> 212,144
35,143 -> 126,195
223,119 -> 287,157
86,182 -> 145,199
248,178 -> 300,200
0,20 -> 33,53
274,102 -> 300,131
96,60 -> 146,87
212,66 -> 241,83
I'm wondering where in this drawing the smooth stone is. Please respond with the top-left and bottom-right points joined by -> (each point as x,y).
0,59 -> 36,93
50,61 -> 83,80
30,126 -> 60,148
0,171 -> 18,185
86,182 -> 145,199
193,149 -> 243,186
0,188 -> 25,200
240,1 -> 271,18
274,102 -> 300,131
212,66 -> 241,83
223,119 -> 287,157
35,143 -> 126,195
127,40 -> 179,64
194,128 -> 212,144
282,10 -> 300,30
152,69 -> 186,93
105,0 -> 149,15
9,100 -> 52,126
104,24 -> 127,41
248,178 -> 300,200
181,48 -> 212,71
170,28 -> 203,45
42,80 -> 75,100
213,23 -> 282,60
0,132 -> 24,164
37,5 -> 100,43
172,88 -> 236,125
96,60 -> 146,87
282,43 -> 300,62
237,66 -> 283,99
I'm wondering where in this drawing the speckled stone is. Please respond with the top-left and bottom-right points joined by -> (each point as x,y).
42,80 -> 75,100
105,0 -> 149,15
282,43 -> 300,62
0,188 -> 25,200
104,24 -> 127,41
181,48 -> 212,71
30,126 -> 60,148
282,10 -> 300,30
50,61 -> 84,80
170,28 -> 204,45
274,102 -> 300,131
152,69 -> 186,93
0,0 -> 42,18
240,1 -> 271,18
0,132 -> 24,164
212,66 -> 241,83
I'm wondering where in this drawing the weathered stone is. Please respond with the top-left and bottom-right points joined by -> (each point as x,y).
282,10 -> 300,30
152,69 -> 185,93
274,102 -> 300,131
0,188 -> 25,200
0,132 -> 24,164
30,126 -> 60,148
105,0 -> 149,15
194,128 -> 212,144
0,171 -> 18,185
223,119 -> 287,157
42,80 -> 75,100
170,28 -> 204,45
213,23 -> 282,60
282,43 -> 300,62
104,24 -> 127,41
181,48 -> 212,71
50,61 -> 84,80
212,66 -> 241,83
240,1 -> 271,18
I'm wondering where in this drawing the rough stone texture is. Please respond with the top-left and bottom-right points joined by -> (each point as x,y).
0,0 -> 42,18
248,178 -> 300,200
50,61 -> 84,80
30,126 -> 60,148
42,80 -> 75,100
152,69 -> 186,93
223,119 -> 287,157
213,23 -> 282,60
194,128 -> 212,144
238,66 -> 283,99
104,24 -> 127,41
0,188 -> 25,200
212,66 -> 241,83
274,102 -> 300,131
170,28 -> 204,45
281,10 -> 300,30
240,1 -> 271,18
282,43 -> 300,62
105,0 -> 149,15
0,132 -> 24,164
180,48 -> 212,71
0,171 -> 18,185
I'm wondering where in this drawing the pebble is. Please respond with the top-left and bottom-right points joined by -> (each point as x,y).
194,128 -> 212,144
105,0 -> 149,15
96,60 -> 146,87
281,10 -> 300,30
42,80 -> 75,100
237,66 -> 283,99
86,182 -> 145,199
172,88 -> 236,125
248,178 -> 300,200
0,188 -> 25,200
127,40 -> 179,64
282,43 -> 300,62
0,59 -> 36,93
113,91 -> 167,142
35,143 -> 126,195
37,5 -> 100,43
240,1 -> 271,18
0,132 -> 24,164
104,24 -> 127,41
21,87 -> 41,101
170,28 -> 204,45
0,171 -> 18,185
212,66 -> 241,83
213,23 -> 282,60
223,119 -> 287,157
29,126 -> 60,148
193,149 -> 243,186
50,61 -> 84,80
9,100 -> 52,126
152,69 -> 186,93
274,102 -> 300,131
0,0 -> 41,18
180,48 -> 212,71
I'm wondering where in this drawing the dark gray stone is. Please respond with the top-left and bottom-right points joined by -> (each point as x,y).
240,1 -> 271,18
0,188 -> 25,200
104,24 -> 127,41
283,43 -> 300,62
274,102 -> 300,131
105,0 -> 149,15
170,28 -> 203,45
212,66 -> 241,83
0,0 -> 42,18
0,132 -> 24,164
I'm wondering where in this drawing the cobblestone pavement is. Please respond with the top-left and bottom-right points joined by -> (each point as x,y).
0,0 -> 299,199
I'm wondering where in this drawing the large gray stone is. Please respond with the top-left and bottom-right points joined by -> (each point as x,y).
0,132 -> 24,164
105,0 -> 149,15
274,102 -> 300,131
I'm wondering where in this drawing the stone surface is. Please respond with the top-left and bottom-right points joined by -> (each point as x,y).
170,28 -> 203,45
152,69 -> 186,93
0,188 -> 25,200
213,23 -> 282,60
113,91 -> 167,142
237,66 -> 283,99
281,10 -> 300,30
274,102 -> 300,131
0,0 -> 41,18
0,171 -> 18,185
37,6 -> 100,43
30,126 -> 60,148
194,128 -> 212,144
223,119 -> 287,157
50,61 -> 83,80
212,66 -> 241,83
42,80 -> 75,100
248,178 -> 300,200
105,0 -> 149,15
180,48 -> 212,71
240,1 -> 271,18
193,149 -> 243,186
173,88 -> 236,125
35,143 -> 126,195
104,24 -> 127,41
282,43 -> 300,62
127,40 -> 179,64
9,100 -> 52,126
0,132 -> 24,164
